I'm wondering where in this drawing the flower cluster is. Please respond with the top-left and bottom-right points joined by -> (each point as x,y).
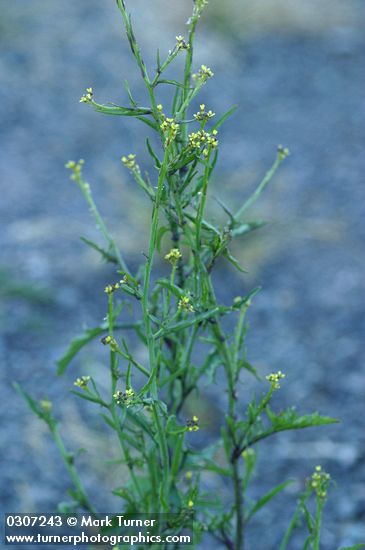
65,159 -> 85,181
309,466 -> 331,500
160,116 -> 179,144
277,144 -> 290,161
121,154 -> 140,173
165,248 -> 182,265
178,295 -> 194,312
187,416 -> 199,432
113,388 -> 135,407
79,87 -> 93,103
265,370 -> 286,390
74,376 -> 91,389
194,104 -> 215,122
176,35 -> 189,51
101,335 -> 118,352
188,129 -> 218,156
104,278 -> 126,294
193,65 -> 214,83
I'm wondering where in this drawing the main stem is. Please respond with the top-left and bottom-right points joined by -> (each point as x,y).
142,147 -> 170,397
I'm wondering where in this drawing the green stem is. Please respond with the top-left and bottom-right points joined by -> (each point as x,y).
279,491 -> 311,550
142,146 -> 170,397
195,150 -> 212,251
116,0 -> 163,137
152,402 -> 170,511
180,11 -> 199,141
75,175 -> 128,273
234,154 -> 282,220
107,293 -> 143,501
51,425 -> 96,514
313,498 -> 324,550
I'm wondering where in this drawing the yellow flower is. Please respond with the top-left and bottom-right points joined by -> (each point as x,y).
101,335 -> 118,351
164,248 -> 182,265
194,104 -> 215,121
160,117 -> 179,144
187,416 -> 199,432
188,129 -> 218,152
176,35 -> 189,51
277,145 -> 290,160
309,466 -> 331,500
113,388 -> 135,407
74,376 -> 91,389
193,65 -> 214,83
65,159 -> 85,181
104,279 -> 125,294
178,296 -> 194,313
79,87 -> 93,103
265,370 -> 285,390
121,154 -> 139,172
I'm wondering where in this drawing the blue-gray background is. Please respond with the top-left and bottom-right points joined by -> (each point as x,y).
1,1 -> 364,548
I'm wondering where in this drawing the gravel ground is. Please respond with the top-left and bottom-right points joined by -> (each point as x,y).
1,1 -> 364,548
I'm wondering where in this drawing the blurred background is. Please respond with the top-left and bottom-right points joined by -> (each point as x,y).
1,0 -> 364,548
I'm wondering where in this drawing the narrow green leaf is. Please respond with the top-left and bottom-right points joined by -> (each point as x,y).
156,279 -> 184,299
57,321 -> 140,375
57,326 -> 105,375
93,102 -> 152,117
136,116 -> 159,131
170,433 -> 184,478
156,226 -> 170,252
213,196 -> 236,223
146,137 -> 161,168
201,460 -> 232,478
221,426 -> 231,461
169,154 -> 196,174
238,359 -> 260,379
80,237 -> 118,263
100,412 -> 116,430
123,79 -> 137,106
154,306 -> 227,339
184,212 -> 221,236
231,220 -> 266,238
157,79 -> 186,88
212,105 -> 238,131
246,480 -> 293,521
339,545 -> 365,550
232,287 -> 261,310
301,502 -> 314,533
70,390 -> 107,407
112,487 -> 136,505
223,249 -> 248,273
13,383 -> 43,419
